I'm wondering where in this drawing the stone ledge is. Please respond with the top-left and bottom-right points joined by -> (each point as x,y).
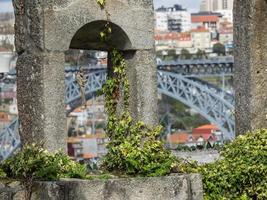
0,174 -> 203,200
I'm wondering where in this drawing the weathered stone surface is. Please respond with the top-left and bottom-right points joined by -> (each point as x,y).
0,174 -> 203,200
124,50 -> 158,126
234,0 -> 267,135
42,0 -> 155,51
17,52 -> 66,151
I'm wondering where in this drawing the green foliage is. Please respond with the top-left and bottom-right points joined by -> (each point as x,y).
195,49 -> 206,59
0,167 -> 6,179
212,43 -> 226,55
180,48 -> 192,60
102,112 -> 177,177
0,144 -> 87,181
182,129 -> 267,200
96,0 -> 106,8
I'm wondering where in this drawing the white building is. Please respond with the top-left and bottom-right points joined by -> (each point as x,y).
155,5 -> 191,33
200,0 -> 214,12
191,27 -> 211,50
217,9 -> 233,23
200,0 -> 233,12
0,52 -> 16,73
155,12 -> 168,32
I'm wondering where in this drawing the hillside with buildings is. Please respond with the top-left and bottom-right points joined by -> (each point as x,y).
154,0 -> 233,58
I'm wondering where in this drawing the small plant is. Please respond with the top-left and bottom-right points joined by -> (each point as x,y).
1,143 -> 87,181
0,144 -> 87,199
102,112 -> 177,177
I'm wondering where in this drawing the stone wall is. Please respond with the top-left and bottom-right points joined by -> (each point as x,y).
0,174 -> 203,200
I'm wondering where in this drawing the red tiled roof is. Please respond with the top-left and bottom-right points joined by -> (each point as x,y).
83,153 -> 97,159
191,15 -> 219,23
155,32 -> 191,41
192,124 -> 220,135
191,26 -> 209,33
168,132 -> 189,144
219,27 -> 233,34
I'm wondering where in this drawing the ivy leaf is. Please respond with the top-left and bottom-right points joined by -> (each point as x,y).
97,0 -> 106,9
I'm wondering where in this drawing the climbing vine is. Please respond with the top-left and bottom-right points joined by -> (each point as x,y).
96,0 -> 177,176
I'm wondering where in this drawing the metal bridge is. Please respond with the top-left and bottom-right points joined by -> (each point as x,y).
157,57 -> 234,77
0,69 -> 235,161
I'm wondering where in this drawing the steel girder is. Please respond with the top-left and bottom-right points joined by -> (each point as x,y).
158,58 -> 234,76
0,118 -> 20,161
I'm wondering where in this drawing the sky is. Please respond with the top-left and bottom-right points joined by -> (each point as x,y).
0,0 -> 201,13
0,0 -> 13,13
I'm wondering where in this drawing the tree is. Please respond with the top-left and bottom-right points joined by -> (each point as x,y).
212,43 -> 226,56
168,49 -> 179,60
180,48 -> 192,60
195,49 -> 206,59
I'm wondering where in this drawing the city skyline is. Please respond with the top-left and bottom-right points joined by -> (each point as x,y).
154,0 -> 201,12
0,0 -> 201,13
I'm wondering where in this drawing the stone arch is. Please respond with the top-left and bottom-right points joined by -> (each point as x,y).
15,0 -> 157,152
70,20 -> 132,50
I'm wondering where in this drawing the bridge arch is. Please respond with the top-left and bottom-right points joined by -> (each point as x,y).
157,71 -> 235,139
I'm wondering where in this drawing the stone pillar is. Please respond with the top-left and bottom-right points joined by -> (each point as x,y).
234,0 -> 267,135
16,52 -> 66,151
13,1 -> 67,151
124,50 -> 158,126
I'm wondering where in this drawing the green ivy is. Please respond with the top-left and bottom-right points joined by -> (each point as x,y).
101,112 -> 177,176
96,2 -> 177,177
181,129 -> 267,200
97,0 -> 106,9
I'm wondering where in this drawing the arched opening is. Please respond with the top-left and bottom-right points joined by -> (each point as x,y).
70,20 -> 132,51
65,21 -> 132,162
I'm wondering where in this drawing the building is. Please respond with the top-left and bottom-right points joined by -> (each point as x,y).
192,124 -> 223,146
191,12 -> 222,31
155,12 -> 168,32
218,22 -> 233,50
200,0 -> 233,12
155,5 -> 191,33
191,27 -> 211,50
166,124 -> 224,149
213,0 -> 234,10
200,0 -> 214,12
154,32 -> 192,51
217,9 -> 233,23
